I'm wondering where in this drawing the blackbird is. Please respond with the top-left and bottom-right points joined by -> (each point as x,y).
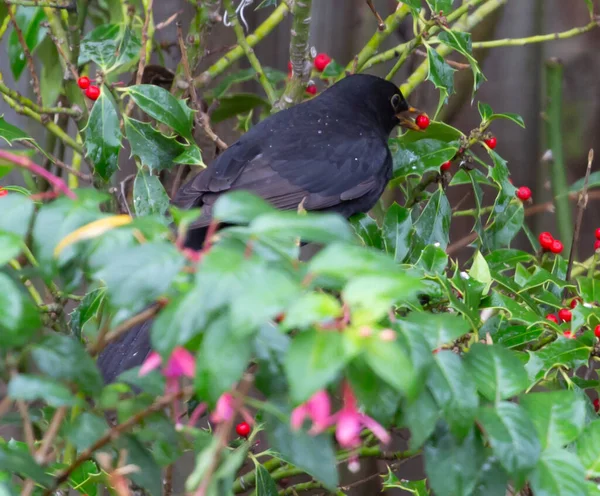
98,74 -> 423,383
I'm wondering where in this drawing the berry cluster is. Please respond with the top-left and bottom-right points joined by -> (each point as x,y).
538,231 -> 563,254
78,76 -> 100,101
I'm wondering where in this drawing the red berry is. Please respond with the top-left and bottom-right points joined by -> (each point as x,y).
484,136 -> 497,149
546,314 -> 559,324
539,232 -> 554,250
306,84 -> 317,95
235,421 -> 251,438
596,228 -> 600,240
558,308 -> 572,323
440,161 -> 452,172
0,189 -> 7,197
563,330 -> 574,339
595,240 -> 600,251
314,53 -> 331,72
594,398 -> 600,412
77,76 -> 90,89
570,298 -> 581,309
288,61 -> 292,72
550,239 -> 563,254
85,85 -> 100,100
595,325 -> 600,338
516,186 -> 531,201
415,114 -> 430,130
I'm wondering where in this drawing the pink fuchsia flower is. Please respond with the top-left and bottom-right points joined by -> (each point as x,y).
291,390 -> 332,434
334,382 -> 391,450
210,392 -> 254,426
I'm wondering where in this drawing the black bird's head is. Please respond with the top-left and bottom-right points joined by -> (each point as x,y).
321,74 -> 425,135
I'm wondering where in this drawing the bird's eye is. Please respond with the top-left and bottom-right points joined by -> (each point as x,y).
390,94 -> 401,111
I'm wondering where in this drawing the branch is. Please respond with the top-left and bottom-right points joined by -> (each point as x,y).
566,149 -> 594,282
273,0 -> 313,110
223,0 -> 277,105
0,80 -> 82,117
195,2 -> 290,88
0,149 -> 77,199
22,141 -> 92,182
35,406 -> 68,463
4,0 -> 76,7
45,385 -> 194,495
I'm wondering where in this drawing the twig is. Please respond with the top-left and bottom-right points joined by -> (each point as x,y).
223,0 -> 277,104
88,303 -> 163,356
566,149 -> 594,282
4,0 -> 75,7
366,0 -> 386,30
45,385 -> 194,495
415,49 -> 470,69
176,22 -> 228,150
0,149 -> 77,199
156,10 -> 181,30
0,79 -> 81,116
7,5 -> 42,106
273,0 -> 313,110
22,142 -> 92,181
35,407 -> 68,463
194,2 -> 290,88
16,399 -> 36,451
45,19 -> 79,81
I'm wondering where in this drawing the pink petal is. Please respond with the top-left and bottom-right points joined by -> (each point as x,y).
139,352 -> 162,376
165,347 -> 196,378
335,411 -> 362,449
307,390 -> 331,429
210,392 -> 234,424
291,405 -> 308,431
341,381 -> 357,411
360,414 -> 391,445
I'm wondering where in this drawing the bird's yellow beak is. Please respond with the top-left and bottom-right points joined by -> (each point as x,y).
396,106 -> 426,131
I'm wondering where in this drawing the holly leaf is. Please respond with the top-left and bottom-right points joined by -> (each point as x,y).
426,45 -> 455,96
8,6 -> 46,80
529,449 -> 587,496
0,116 -> 33,146
133,168 -> 170,217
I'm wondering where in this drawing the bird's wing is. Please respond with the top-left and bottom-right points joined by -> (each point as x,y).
173,130 -> 390,227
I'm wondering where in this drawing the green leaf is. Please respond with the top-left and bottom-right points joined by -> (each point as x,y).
416,244 -> 448,274
174,144 -> 205,166
38,37 -> 62,107
124,117 -> 186,171
578,278 -> 600,303
529,449 -> 587,496
525,338 -> 591,384
85,90 -> 122,180
470,251 -> 492,292
0,231 -> 22,266
401,312 -> 470,350
571,170 -> 600,192
402,389 -> 439,450
94,242 -> 185,313
266,417 -> 338,489
520,391 -> 587,449
7,374 -> 78,407
8,6 -> 46,80
427,351 -> 478,438
68,460 -> 101,496
391,138 -> 460,179
285,330 -> 352,402
321,59 -> 345,78
413,188 -> 451,250
0,443 -> 52,485
350,213 -> 382,249
424,425 -> 484,496
281,292 -> 342,331
250,211 -> 354,244
478,402 -> 540,488
365,337 -> 416,397
126,85 -> 194,139
383,203 -> 412,262
195,315 -> 253,403
78,24 -> 140,72
133,169 -> 170,217
0,116 -> 33,146
31,334 -> 103,394
463,344 -> 529,402
577,420 -> 600,477
0,273 -> 41,347
438,30 -> 485,97
478,101 -> 525,127
213,191 -> 275,224
426,45 -> 455,96
211,94 -> 268,123
69,288 -> 105,339
254,464 -> 278,496
484,201 -> 524,251
427,0 -> 452,14
0,194 -> 34,238
63,412 -> 108,452
119,435 -> 162,496
478,102 -> 493,121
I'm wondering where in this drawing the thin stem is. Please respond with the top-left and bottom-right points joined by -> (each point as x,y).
0,149 -> 77,199
223,0 -> 277,105
0,80 -> 81,116
545,58 -> 573,251
16,399 -> 36,451
273,0 -> 313,110
35,407 -> 68,464
195,2 -> 290,88
4,0 -> 75,7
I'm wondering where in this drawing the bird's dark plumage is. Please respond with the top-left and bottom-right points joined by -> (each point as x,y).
98,74 -> 420,383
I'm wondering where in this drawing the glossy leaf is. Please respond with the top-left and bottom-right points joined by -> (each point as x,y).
282,292 -> 342,331
364,337 -> 416,397
0,444 -> 52,485
78,24 -> 140,71
0,231 -> 22,265
426,45 -> 455,95
7,374 -> 78,407
529,449 -> 587,496
401,312 -> 470,350
0,273 -> 41,347
85,91 -> 122,180
126,85 -> 194,139
463,344 -> 529,401
351,213 -> 383,249
413,188 -> 451,250
124,117 -> 186,171
0,116 -> 33,146
402,388 -> 439,450
383,202 -> 412,262
576,420 -> 600,477
64,412 -> 109,452
213,190 -> 275,224
211,93 -> 269,123
8,6 -> 46,80
133,169 -> 170,217
254,464 -> 278,495
525,338 -> 591,383
392,138 -> 460,179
